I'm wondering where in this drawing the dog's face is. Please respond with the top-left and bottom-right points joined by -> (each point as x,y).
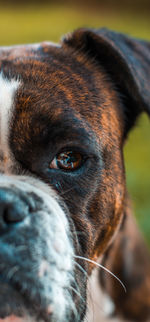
0,28 -> 150,322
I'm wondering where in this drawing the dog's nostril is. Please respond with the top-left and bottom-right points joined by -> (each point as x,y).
0,189 -> 29,229
3,203 -> 27,225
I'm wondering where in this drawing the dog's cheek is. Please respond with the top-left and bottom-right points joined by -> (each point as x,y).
93,106 -> 125,255
85,152 -> 125,261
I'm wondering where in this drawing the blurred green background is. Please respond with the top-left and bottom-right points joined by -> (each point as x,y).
0,1 -> 149,245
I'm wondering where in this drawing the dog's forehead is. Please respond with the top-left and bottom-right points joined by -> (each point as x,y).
1,43 -> 117,111
0,43 -> 124,153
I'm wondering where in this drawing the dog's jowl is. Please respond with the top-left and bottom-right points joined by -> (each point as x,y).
0,28 -> 150,322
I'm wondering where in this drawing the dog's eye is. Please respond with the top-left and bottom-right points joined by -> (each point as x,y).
50,151 -> 83,171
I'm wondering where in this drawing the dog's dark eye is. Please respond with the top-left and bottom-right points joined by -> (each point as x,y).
50,151 -> 83,171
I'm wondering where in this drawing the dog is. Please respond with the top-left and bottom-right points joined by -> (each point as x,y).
0,28 -> 150,322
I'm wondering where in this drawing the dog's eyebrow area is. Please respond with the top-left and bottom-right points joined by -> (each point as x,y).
31,111 -> 96,145
9,100 -> 99,162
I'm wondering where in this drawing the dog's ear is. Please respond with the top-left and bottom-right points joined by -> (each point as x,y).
63,28 -> 150,136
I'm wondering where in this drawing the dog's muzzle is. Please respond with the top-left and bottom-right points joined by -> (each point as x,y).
0,175 -> 75,322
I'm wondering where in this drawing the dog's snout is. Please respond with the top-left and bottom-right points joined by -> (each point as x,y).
0,188 -> 29,229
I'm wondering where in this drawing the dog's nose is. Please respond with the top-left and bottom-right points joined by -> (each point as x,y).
0,188 -> 29,229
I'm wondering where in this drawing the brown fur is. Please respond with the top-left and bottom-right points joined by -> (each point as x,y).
0,28 -> 150,321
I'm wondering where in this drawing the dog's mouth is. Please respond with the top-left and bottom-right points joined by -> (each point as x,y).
0,317 -> 27,322
0,235 -> 74,322
0,278 -> 50,322
0,176 -> 77,322
0,317 -> 25,322
0,315 -> 32,322
0,249 -> 73,322
0,273 -> 78,322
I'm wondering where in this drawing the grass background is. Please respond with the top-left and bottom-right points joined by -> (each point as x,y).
0,2 -> 149,244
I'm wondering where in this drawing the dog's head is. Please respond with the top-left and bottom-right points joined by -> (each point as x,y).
0,29 -> 149,322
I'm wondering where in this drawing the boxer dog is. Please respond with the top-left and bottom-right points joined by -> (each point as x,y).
0,28 -> 150,322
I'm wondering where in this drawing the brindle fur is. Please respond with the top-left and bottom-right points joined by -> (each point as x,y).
0,28 -> 150,321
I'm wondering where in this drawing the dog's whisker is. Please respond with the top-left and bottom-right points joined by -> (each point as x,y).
15,245 -> 28,252
59,185 -> 77,196
70,276 -> 84,296
74,255 -> 126,293
72,231 -> 87,237
65,288 -> 79,321
74,261 -> 88,278
7,265 -> 19,280
69,285 -> 85,303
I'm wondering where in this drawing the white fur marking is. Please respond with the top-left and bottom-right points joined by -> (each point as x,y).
0,73 -> 20,172
85,268 -> 119,322
103,294 -> 115,317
